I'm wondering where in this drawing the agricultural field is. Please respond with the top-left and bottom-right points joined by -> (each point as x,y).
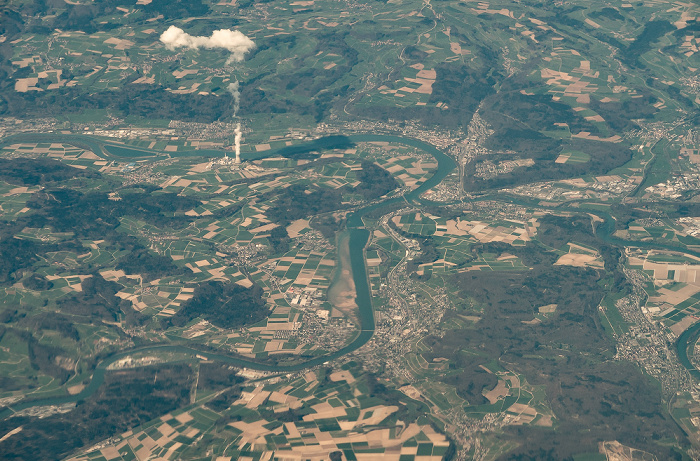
1,0 -> 700,459
626,249 -> 700,334
0,137 -> 420,404
69,363 -> 451,461
0,122 -> 447,409
387,210 -> 538,275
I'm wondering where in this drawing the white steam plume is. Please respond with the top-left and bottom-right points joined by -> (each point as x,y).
234,123 -> 242,164
228,81 -> 240,116
160,26 -> 255,63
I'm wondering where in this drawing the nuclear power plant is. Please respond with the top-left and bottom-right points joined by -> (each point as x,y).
234,122 -> 242,164
161,27 -> 254,170
207,122 -> 244,170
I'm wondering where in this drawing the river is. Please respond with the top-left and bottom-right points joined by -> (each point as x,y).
1,132 -> 455,417
5,130 -> 700,416
6,130 -> 700,416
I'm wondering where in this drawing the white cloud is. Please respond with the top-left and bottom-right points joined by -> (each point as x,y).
160,26 -> 255,62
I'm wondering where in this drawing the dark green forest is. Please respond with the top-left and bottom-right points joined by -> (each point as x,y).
165,280 -> 270,329
354,160 -> 399,200
431,218 -> 687,459
0,158 -> 99,186
266,184 -> 344,227
0,364 -> 195,461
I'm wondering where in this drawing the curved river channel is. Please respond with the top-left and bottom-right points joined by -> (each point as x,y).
1,133 -> 455,417
6,131 -> 700,416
